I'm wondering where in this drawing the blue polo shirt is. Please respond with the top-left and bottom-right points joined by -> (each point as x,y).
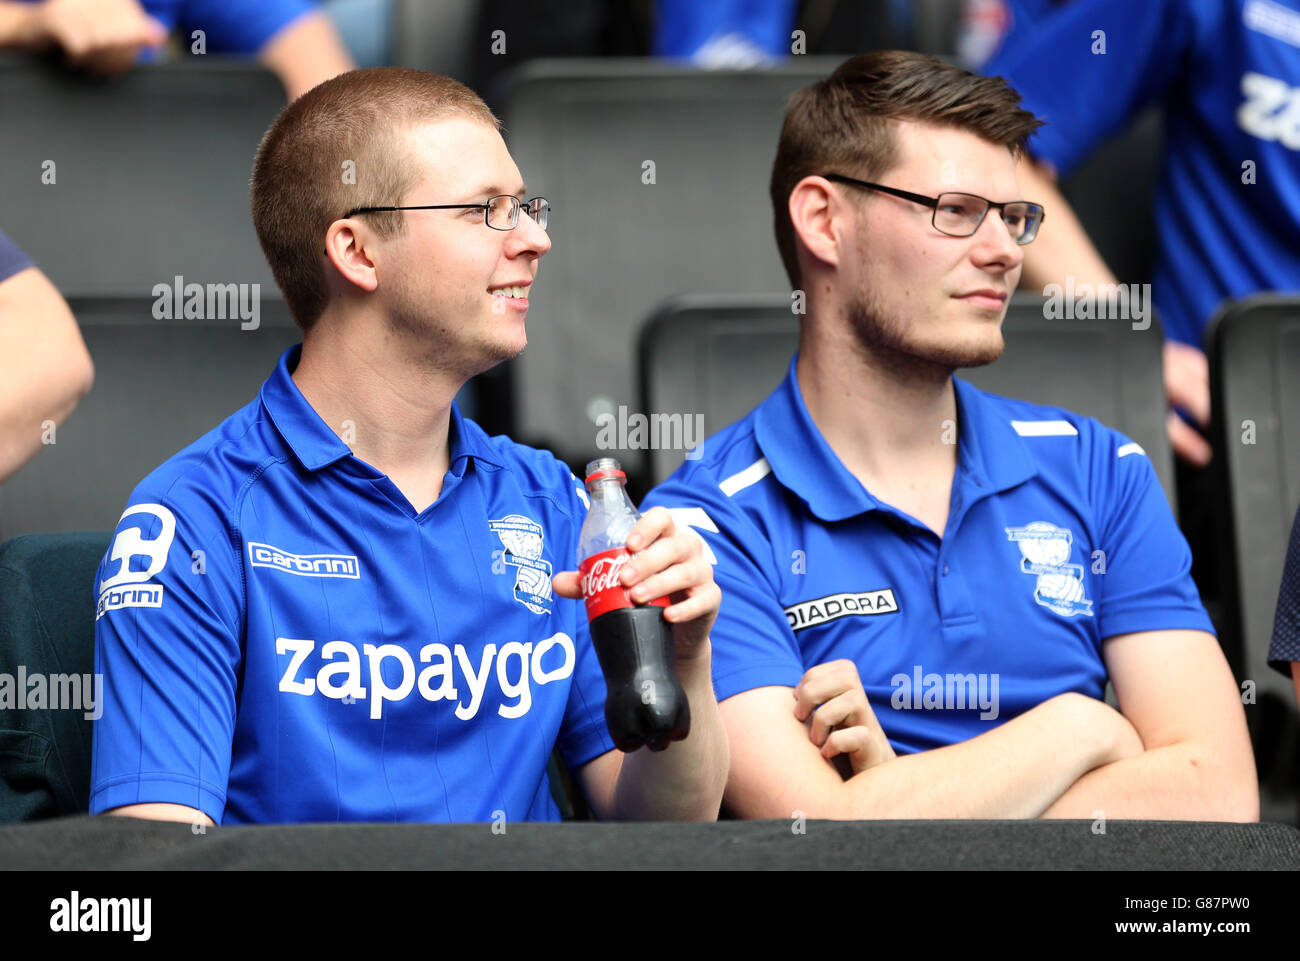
985,0 -> 1300,348
643,357 -> 1213,755
0,227 -> 33,283
90,345 -> 613,824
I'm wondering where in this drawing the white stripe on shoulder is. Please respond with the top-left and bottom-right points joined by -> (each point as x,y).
1010,419 -> 1079,437
719,457 -> 772,497
1116,442 -> 1146,458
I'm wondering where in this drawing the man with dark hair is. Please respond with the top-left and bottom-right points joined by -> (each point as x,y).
89,67 -> 727,826
644,51 -> 1258,820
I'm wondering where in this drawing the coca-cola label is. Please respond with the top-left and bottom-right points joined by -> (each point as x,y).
579,547 -> 669,621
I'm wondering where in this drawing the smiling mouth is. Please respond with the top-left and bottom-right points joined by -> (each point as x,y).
489,285 -> 530,300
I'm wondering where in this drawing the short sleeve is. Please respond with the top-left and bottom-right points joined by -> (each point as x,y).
0,228 -> 33,284
1090,431 -> 1215,640
554,473 -> 616,769
1268,504 -> 1300,676
984,0 -> 1197,176
643,468 -> 805,702
174,0 -> 317,55
89,490 -> 245,823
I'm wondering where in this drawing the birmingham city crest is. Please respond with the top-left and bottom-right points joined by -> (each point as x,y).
1004,521 -> 1094,618
489,514 -> 553,614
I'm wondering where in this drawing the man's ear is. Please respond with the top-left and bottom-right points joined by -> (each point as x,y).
789,175 -> 844,276
323,219 -> 380,294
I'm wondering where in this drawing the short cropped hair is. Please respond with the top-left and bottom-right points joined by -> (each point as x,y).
251,68 -> 500,331
769,50 -> 1044,289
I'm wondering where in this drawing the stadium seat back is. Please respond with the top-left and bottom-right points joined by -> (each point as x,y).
499,58 -> 845,472
0,531 -> 111,821
640,293 -> 1176,513
0,297 -> 301,540
1208,295 -> 1300,701
0,57 -> 283,297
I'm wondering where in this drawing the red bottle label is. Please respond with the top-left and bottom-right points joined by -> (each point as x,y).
579,547 -> 669,621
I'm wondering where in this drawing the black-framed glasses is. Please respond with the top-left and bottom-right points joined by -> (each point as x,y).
344,195 -> 550,231
823,173 -> 1044,244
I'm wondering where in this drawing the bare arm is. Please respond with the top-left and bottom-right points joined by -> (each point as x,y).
564,507 -> 729,821
0,266 -> 94,483
104,803 -> 214,826
258,10 -> 354,102
1039,629 -> 1258,821
720,686 -> 1140,820
0,0 -> 166,74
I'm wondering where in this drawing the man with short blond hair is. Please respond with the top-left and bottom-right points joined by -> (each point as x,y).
90,68 -> 727,825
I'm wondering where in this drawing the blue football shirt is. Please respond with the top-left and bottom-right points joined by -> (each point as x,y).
90,345 -> 613,824
985,0 -> 1300,347
643,357 -> 1214,755
0,228 -> 33,283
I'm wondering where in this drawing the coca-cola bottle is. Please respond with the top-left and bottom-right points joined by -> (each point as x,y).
578,457 -> 691,752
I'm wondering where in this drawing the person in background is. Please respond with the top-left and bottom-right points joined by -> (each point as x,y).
1269,506 -> 1300,714
0,226 -> 94,484
0,0 -> 354,99
982,0 -> 1300,469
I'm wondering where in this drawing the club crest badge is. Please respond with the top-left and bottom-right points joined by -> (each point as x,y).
1004,521 -> 1094,618
489,515 -> 553,614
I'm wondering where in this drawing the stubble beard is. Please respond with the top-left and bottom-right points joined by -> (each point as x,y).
846,281 -> 1005,384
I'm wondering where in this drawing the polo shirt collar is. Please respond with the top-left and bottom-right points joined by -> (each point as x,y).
753,355 -> 1037,522
259,345 -> 504,475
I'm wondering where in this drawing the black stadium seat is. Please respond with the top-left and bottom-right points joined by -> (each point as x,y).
639,292 -> 1176,512
0,297 -> 301,540
0,531 -> 110,822
498,57 -> 845,474
0,56 -> 283,298
1208,295 -> 1300,700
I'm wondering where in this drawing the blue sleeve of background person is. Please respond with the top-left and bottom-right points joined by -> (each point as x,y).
642,473 -> 804,702
0,228 -> 33,283
163,0 -> 317,54
1087,424 -> 1216,641
984,0 -> 1198,177
556,475 -> 617,769
88,489 -> 245,823
1268,505 -> 1300,675
653,0 -> 797,58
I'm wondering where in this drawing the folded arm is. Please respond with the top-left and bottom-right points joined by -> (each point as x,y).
1039,629 -> 1258,821
720,685 -> 1139,820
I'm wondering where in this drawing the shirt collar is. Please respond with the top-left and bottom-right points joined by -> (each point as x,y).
753,355 -> 1037,522
259,344 -> 504,474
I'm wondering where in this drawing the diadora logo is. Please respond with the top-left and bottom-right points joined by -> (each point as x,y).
248,542 -> 360,579
785,590 -> 899,632
96,504 -> 175,621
